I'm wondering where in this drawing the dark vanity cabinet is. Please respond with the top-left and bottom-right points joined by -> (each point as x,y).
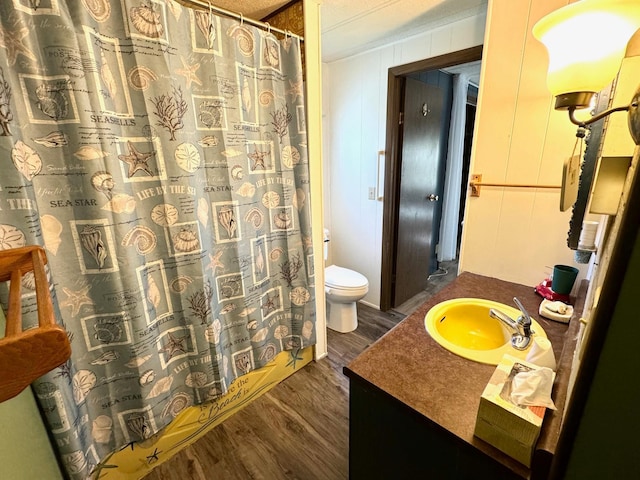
346,372 -> 523,479
343,273 -> 577,480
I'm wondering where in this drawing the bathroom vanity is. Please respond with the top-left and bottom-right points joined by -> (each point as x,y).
344,272 -> 582,479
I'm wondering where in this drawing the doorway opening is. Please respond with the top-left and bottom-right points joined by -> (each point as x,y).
379,46 -> 483,312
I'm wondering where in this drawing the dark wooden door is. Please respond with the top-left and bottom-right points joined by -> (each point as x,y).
393,78 -> 446,306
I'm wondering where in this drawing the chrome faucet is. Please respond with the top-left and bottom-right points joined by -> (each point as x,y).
489,297 -> 533,350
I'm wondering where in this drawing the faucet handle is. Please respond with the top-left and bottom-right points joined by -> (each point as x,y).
513,297 -> 532,326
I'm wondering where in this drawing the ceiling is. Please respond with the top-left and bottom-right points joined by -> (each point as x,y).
207,0 -> 292,23
319,0 -> 487,62
211,0 -> 488,63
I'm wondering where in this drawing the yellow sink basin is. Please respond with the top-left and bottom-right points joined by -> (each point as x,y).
424,298 -> 547,365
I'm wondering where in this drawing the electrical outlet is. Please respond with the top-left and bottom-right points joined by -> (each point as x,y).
368,187 -> 376,200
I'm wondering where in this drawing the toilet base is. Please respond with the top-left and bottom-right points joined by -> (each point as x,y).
326,300 -> 358,333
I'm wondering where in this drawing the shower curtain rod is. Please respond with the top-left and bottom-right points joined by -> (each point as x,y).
177,0 -> 304,41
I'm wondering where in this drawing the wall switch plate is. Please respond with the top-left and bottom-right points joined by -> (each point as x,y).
368,187 -> 376,200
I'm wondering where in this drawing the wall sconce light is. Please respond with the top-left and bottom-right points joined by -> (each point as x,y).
533,0 -> 640,144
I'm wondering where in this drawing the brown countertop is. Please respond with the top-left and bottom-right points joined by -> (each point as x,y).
345,272 -> 584,479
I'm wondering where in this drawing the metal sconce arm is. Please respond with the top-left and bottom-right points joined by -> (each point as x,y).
567,104 -> 631,127
564,86 -> 640,145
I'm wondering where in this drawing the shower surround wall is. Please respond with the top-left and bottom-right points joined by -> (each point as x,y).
0,1 -> 315,478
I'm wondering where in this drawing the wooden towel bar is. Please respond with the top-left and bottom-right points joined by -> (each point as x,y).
0,246 -> 71,403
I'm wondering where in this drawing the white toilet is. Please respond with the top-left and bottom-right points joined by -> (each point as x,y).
324,229 -> 369,333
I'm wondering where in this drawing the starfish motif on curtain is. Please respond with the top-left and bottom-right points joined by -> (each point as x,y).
59,285 -> 93,316
145,448 -> 161,465
206,250 -> 224,274
286,78 -> 304,102
118,141 -> 155,177
176,57 -> 202,89
0,26 -> 36,66
286,348 -> 304,369
120,442 -> 136,451
247,145 -> 269,170
159,331 -> 189,361
90,451 -> 118,479
261,292 -> 280,317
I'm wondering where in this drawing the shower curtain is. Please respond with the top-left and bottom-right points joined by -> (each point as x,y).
438,73 -> 469,263
0,1 -> 315,478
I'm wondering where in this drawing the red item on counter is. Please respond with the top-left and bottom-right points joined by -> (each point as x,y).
535,278 -> 572,303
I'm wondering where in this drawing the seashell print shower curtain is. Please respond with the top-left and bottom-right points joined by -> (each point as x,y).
0,1 -> 315,477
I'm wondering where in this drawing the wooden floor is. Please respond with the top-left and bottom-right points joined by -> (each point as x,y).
393,260 -> 459,315
143,264 -> 456,480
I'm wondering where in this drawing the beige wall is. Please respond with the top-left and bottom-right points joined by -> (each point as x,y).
460,0 -> 588,287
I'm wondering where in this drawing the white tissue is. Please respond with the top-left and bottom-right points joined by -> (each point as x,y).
526,336 -> 557,370
510,368 -> 557,410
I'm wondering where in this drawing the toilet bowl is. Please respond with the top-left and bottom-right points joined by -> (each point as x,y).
325,264 -> 369,333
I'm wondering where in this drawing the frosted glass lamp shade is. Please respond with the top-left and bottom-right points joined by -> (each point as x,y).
533,0 -> 640,109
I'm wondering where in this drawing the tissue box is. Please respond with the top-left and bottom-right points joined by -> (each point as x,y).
474,354 -> 554,467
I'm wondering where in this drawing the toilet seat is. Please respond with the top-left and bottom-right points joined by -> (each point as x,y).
325,265 -> 368,292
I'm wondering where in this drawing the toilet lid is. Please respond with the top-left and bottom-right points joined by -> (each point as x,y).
325,265 -> 368,289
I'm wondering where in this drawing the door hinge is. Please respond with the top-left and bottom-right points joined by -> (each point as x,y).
399,111 -> 404,125
435,243 -> 440,255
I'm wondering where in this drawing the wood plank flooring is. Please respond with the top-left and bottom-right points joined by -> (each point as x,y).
393,260 -> 459,315
143,265 -> 455,480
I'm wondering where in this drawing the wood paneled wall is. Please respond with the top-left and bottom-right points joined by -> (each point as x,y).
324,13 -> 487,307
459,0 -> 585,288
263,1 -> 305,70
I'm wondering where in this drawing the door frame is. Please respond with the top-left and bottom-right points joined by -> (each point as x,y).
379,45 -> 483,312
